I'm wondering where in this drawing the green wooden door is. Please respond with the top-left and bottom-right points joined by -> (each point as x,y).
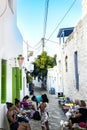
12,67 -> 22,103
1,59 -> 7,103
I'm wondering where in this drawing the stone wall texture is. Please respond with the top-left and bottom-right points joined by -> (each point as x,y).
61,14 -> 87,102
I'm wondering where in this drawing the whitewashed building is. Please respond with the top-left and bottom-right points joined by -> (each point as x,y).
0,0 -> 28,129
47,66 -> 58,93
57,0 -> 87,102
47,0 -> 87,102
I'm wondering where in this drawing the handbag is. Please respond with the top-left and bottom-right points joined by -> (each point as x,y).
33,111 -> 41,120
17,114 -> 29,122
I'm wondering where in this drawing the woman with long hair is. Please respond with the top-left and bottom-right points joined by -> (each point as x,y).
39,94 -> 50,130
6,102 -> 31,130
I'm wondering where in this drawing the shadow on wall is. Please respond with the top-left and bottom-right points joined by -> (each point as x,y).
0,104 -> 7,130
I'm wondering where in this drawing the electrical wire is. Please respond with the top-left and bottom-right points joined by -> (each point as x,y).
33,39 -> 41,48
44,38 -> 58,44
31,0 -> 76,54
32,0 -> 49,53
34,47 -> 42,56
43,0 -> 49,38
34,43 -> 42,50
23,40 -> 34,49
47,0 -> 77,41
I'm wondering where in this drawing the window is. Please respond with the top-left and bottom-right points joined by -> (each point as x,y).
74,51 -> 79,90
1,59 -> 7,103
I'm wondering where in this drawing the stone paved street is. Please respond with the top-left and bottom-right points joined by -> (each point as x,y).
29,87 -> 67,130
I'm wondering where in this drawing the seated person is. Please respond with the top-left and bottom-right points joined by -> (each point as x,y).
15,98 -> 26,113
31,95 -> 42,109
21,95 -> 29,108
65,99 -> 80,119
6,102 -> 31,130
73,99 -> 80,111
15,98 -> 29,122
21,95 -> 36,111
69,100 -> 87,129
62,98 -> 73,114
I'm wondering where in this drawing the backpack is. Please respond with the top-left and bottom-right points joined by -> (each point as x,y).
33,111 -> 41,120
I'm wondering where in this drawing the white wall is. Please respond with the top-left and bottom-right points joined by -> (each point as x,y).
0,60 -> 1,103
0,0 -> 25,129
47,43 -> 64,95
54,0 -> 87,102
47,66 -> 59,95
82,0 -> 87,18
0,104 -> 6,129
60,14 -> 87,102
0,1 -> 23,59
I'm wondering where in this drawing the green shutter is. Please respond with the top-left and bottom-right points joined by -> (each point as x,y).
16,68 -> 20,99
12,68 -> 16,104
20,69 -> 22,90
12,67 -> 22,103
1,59 -> 7,103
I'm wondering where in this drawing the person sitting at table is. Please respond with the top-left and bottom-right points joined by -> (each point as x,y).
21,95 -> 36,111
21,95 -> 30,109
15,98 -> 29,122
65,99 -> 80,119
62,98 -> 74,114
69,100 -> 87,130
6,102 -> 31,130
73,99 -> 80,111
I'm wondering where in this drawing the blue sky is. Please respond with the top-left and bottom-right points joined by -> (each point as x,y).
17,0 -> 82,56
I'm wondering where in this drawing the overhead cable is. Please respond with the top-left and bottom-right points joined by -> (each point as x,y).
45,38 -> 58,44
47,0 -> 77,40
33,39 -> 41,48
43,0 -> 49,38
34,43 -> 42,50
34,47 -> 42,56
23,40 -> 34,49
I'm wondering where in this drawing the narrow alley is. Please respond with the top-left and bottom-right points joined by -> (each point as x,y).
29,87 -> 67,130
